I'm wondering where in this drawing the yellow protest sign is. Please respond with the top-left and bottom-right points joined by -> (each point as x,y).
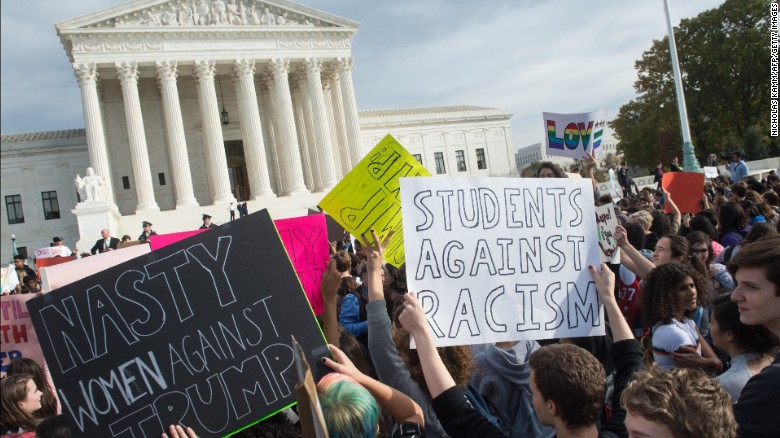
319,134 -> 430,266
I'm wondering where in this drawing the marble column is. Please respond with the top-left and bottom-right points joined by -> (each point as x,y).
232,59 -> 274,199
269,59 -> 307,195
73,63 -> 115,205
322,71 -> 345,178
327,68 -> 351,177
337,57 -> 363,166
193,60 -> 235,204
257,75 -> 282,194
304,58 -> 339,190
299,76 -> 323,191
155,61 -> 199,207
115,61 -> 159,212
291,73 -> 314,190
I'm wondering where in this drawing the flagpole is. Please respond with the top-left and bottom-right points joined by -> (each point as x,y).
663,0 -> 701,172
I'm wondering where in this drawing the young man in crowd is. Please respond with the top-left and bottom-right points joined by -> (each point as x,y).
729,235 -> 780,437
728,151 -> 749,183
138,221 -> 157,242
621,367 -> 736,438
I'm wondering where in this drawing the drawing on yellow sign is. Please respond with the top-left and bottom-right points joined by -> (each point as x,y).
319,134 -> 431,266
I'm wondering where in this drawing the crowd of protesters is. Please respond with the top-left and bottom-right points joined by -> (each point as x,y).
3,163 -> 779,438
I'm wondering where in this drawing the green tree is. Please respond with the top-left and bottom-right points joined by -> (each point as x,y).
610,0 -> 775,169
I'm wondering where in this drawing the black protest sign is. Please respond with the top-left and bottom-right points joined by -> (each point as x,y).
308,208 -> 346,242
26,210 -> 329,438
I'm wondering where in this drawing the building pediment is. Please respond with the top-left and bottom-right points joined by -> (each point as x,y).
56,0 -> 359,64
57,0 -> 357,30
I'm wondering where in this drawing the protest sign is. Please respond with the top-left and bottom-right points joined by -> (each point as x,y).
274,214 -> 330,315
26,209 -> 329,438
148,230 -> 207,251
543,110 -> 607,159
1,265 -> 20,294
320,134 -> 430,267
35,246 -> 73,259
35,256 -> 75,279
1,294 -> 45,377
308,208 -> 347,242
40,244 -> 151,293
662,172 -> 705,214
704,167 -> 719,178
401,177 -> 604,347
594,204 -> 620,264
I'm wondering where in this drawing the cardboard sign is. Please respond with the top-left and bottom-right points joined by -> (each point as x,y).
274,214 -> 330,315
35,256 -> 75,279
662,172 -> 705,214
35,246 -> 73,259
401,177 -> 604,347
704,167 -> 719,178
319,134 -> 430,267
148,230 -> 207,251
26,210 -> 329,438
543,110 -> 607,159
595,204 -> 620,263
308,208 -> 347,242
1,265 -> 20,294
40,245 -> 151,293
1,294 -> 45,377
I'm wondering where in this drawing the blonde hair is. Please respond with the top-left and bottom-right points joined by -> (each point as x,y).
629,210 -> 653,230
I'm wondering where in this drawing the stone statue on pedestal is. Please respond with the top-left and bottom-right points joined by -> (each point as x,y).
76,167 -> 107,203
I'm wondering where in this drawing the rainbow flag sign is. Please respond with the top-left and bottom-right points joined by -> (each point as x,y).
543,110 -> 607,159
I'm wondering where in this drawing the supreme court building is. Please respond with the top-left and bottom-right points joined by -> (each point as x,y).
0,0 -> 516,261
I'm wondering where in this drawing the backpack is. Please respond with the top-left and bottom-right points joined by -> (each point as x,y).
463,384 -> 507,435
721,244 -> 739,264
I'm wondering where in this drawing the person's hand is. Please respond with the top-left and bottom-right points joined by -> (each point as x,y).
359,230 -> 393,272
328,240 -> 337,255
322,344 -> 366,383
671,346 -> 707,369
398,292 -> 429,336
161,425 -> 198,438
588,263 -> 615,305
581,151 -> 596,172
614,225 -> 628,248
320,260 -> 341,305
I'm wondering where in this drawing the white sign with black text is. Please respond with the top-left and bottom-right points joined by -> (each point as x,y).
401,177 -> 604,347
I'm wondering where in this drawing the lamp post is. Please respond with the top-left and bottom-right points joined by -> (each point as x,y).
11,234 -> 18,258
662,0 -> 701,172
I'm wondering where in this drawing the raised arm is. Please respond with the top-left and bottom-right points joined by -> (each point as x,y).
398,292 -> 455,398
663,188 -> 681,230
319,260 -> 342,348
324,344 -> 425,426
399,293 -> 504,438
359,230 -> 393,302
589,263 -> 632,342
614,225 -> 656,279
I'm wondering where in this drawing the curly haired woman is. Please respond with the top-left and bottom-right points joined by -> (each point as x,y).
641,263 -> 722,373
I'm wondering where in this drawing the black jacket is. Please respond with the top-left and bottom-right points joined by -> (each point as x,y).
91,237 -> 120,254
431,340 -> 643,438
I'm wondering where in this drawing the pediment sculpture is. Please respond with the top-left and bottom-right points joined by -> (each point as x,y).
91,0 -> 325,28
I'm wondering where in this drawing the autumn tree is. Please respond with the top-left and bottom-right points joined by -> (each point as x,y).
610,0 -> 775,169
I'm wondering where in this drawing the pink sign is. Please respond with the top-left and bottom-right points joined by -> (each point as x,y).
274,214 -> 330,315
148,229 -> 208,250
1,294 -> 45,377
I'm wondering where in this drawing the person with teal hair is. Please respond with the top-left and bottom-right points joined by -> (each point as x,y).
318,373 -> 379,438
320,344 -> 425,438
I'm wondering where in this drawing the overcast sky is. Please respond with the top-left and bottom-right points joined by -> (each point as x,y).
1,0 -> 725,150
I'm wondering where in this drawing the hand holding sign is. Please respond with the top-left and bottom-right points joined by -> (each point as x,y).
398,292 -> 428,339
